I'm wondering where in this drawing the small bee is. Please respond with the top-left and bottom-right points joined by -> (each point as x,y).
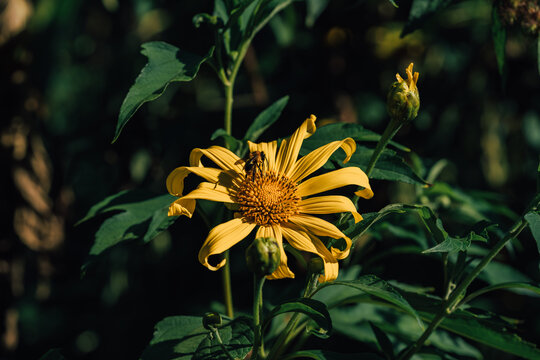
243,150 -> 266,180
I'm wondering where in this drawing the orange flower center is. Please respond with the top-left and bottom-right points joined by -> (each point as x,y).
235,172 -> 300,225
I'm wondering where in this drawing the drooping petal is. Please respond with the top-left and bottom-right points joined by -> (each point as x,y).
281,224 -> 339,282
166,166 -> 231,197
299,195 -> 363,223
289,138 -> 356,183
276,115 -> 317,177
256,225 -> 295,280
189,146 -> 244,174
296,167 -> 373,199
288,214 -> 352,260
168,183 -> 236,218
248,140 -> 278,173
198,218 -> 256,271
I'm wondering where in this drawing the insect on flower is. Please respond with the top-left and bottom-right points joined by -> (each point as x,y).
243,150 -> 267,180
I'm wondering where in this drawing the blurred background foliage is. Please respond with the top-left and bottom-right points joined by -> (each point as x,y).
1,0 -> 539,359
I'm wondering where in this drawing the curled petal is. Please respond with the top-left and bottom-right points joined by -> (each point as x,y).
256,225 -> 295,280
189,146 -> 244,174
297,167 -> 373,199
281,224 -> 339,282
299,195 -> 363,223
198,218 -> 256,271
276,115 -> 317,177
248,140 -> 278,173
166,166 -> 229,197
168,183 -> 236,218
289,138 -> 356,183
288,214 -> 351,260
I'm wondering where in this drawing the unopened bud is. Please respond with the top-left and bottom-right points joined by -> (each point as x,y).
387,63 -> 420,124
203,312 -> 222,330
245,237 -> 280,276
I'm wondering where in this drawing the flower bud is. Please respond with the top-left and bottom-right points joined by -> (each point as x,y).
387,63 -> 420,124
203,311 -> 222,330
307,257 -> 324,275
245,237 -> 280,276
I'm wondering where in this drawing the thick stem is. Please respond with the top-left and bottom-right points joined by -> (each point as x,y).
398,194 -> 540,360
252,275 -> 266,359
222,251 -> 234,318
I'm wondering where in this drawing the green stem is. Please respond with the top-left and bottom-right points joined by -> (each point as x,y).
222,251 -> 234,318
253,275 -> 266,359
212,327 -> 235,360
365,118 -> 402,177
398,194 -> 540,360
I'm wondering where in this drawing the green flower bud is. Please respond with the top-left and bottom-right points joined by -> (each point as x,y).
245,237 -> 280,276
387,63 -> 420,124
202,312 -> 222,330
307,257 -> 324,275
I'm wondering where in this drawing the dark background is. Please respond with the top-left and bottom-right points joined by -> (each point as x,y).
1,0 -> 539,358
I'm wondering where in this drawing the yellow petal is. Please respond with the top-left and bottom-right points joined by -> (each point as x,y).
276,115 -> 317,177
248,140 -> 278,173
256,225 -> 295,280
281,224 -> 339,282
297,167 -> 373,199
288,214 -> 351,260
299,195 -> 363,223
198,218 -> 256,271
189,146 -> 244,174
166,166 -> 228,196
168,183 -> 236,218
289,138 -> 356,183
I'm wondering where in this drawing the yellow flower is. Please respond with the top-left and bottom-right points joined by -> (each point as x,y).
166,115 -> 373,282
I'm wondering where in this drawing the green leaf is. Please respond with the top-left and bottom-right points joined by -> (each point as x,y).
492,6 -> 507,80
525,211 -> 540,259
244,95 -> 289,142
39,349 -> 65,360
114,42 -> 213,143
265,298 -> 332,338
463,282 -> 540,305
402,291 -> 540,359
249,0 -> 294,39
369,322 -> 395,359
78,190 -> 177,256
387,0 -> 399,8
537,35 -> 540,77
422,229 -> 471,254
317,275 -> 423,329
211,128 -> 244,154
401,0 -> 455,37
344,204 -> 416,241
140,315 -> 253,360
284,350 -> 384,360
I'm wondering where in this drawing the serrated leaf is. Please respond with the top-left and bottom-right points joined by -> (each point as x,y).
285,349 -> 384,360
265,298 -> 332,338
39,349 -> 65,360
317,275 -> 423,329
140,315 -> 253,360
401,0 -> 455,37
492,6 -> 507,80
244,95 -> 289,142
78,190 -> 177,256
114,42 -> 213,143
401,291 -> 540,359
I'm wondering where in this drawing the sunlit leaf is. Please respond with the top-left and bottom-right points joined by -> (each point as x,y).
265,298 -> 332,338
316,275 -> 423,329
114,42 -> 213,143
401,0 -> 456,37
244,95 -> 289,142
78,190 -> 177,256
140,315 -> 253,360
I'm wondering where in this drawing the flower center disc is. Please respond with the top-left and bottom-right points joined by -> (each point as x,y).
235,172 -> 300,225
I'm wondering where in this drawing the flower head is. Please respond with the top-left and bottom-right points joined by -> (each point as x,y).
387,63 -> 420,123
166,115 -> 373,282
